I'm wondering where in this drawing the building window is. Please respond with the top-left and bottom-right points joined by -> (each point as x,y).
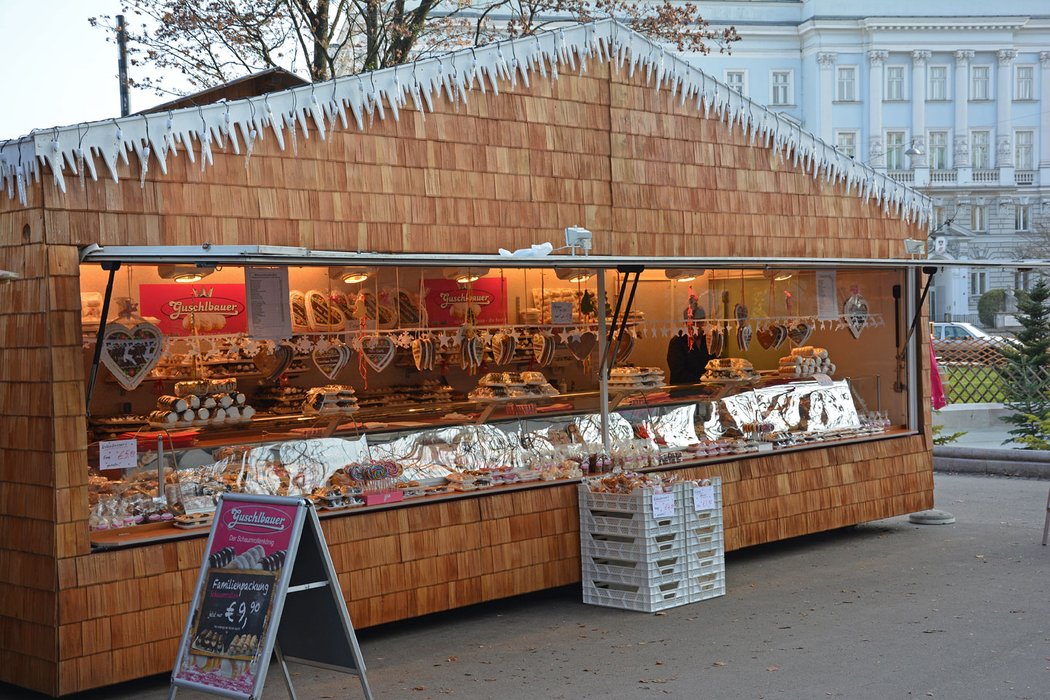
886,66 -> 905,100
1015,271 -> 1032,291
932,206 -> 946,228
971,205 -> 986,232
771,71 -> 793,105
1016,65 -> 1034,100
971,65 -> 990,100
836,66 -> 857,101
971,130 -> 990,169
1016,205 -> 1030,231
970,271 -> 988,296
885,131 -> 907,170
1015,131 -> 1034,170
929,131 -> 949,170
928,65 -> 948,100
725,70 -> 746,95
835,130 -> 858,158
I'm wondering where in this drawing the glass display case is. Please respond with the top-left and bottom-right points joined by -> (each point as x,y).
82,260 -> 916,548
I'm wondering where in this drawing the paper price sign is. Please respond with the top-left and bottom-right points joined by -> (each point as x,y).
550,301 -> 574,325
693,486 -> 716,512
812,373 -> 834,387
99,438 -> 138,470
651,492 -> 676,518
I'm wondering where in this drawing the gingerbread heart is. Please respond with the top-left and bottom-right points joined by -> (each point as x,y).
412,336 -> 435,371
614,332 -> 635,364
737,324 -> 753,352
289,290 -> 310,332
305,290 -> 347,331
100,321 -> 164,391
735,303 -> 749,323
253,343 -> 294,382
843,292 -> 869,340
788,321 -> 814,346
756,325 -> 776,350
312,344 -> 351,380
491,332 -> 516,365
532,332 -> 556,367
361,336 -> 395,372
706,327 -> 725,357
461,335 -> 483,371
567,331 -> 597,362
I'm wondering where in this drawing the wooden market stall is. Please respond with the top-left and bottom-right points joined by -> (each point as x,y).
0,21 -> 936,696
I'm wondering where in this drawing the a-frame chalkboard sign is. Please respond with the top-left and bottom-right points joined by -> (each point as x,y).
168,493 -> 374,699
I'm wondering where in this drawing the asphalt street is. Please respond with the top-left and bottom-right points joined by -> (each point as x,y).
4,472 -> 1049,700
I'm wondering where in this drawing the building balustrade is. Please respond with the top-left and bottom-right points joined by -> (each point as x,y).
1015,170 -> 1035,186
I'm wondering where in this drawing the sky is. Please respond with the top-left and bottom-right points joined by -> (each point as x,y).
0,1 -> 173,141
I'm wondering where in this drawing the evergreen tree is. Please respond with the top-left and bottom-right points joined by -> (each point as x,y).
1001,278 -> 1050,448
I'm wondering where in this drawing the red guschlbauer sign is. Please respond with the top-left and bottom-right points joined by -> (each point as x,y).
139,283 -> 248,335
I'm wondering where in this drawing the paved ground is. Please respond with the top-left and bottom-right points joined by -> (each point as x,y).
4,473 -> 1049,700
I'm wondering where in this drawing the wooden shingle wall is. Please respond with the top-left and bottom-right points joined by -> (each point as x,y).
0,57 -> 931,695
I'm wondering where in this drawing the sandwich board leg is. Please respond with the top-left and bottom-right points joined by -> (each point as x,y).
274,643 -> 299,700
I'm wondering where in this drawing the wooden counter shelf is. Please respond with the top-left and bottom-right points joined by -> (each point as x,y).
89,426 -> 916,551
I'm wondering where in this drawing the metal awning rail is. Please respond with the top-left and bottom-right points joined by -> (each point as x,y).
77,244 -> 1050,271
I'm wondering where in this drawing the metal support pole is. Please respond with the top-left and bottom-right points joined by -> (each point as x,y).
597,271 -> 610,453
86,262 -> 120,414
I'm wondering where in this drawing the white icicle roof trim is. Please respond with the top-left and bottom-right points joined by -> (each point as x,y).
0,19 -> 930,226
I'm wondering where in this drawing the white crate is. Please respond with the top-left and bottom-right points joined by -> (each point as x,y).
689,569 -> 727,602
582,549 -> 688,584
578,484 -> 682,532
580,508 -> 680,539
582,575 -> 692,613
580,530 -> 684,561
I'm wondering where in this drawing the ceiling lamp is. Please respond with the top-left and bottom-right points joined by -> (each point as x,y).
158,264 -> 215,283
331,266 -> 371,284
555,268 -> 595,283
664,269 -> 705,282
763,268 -> 793,282
444,267 -> 489,284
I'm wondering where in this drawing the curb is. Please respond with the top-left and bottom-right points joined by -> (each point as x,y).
933,445 -> 1050,479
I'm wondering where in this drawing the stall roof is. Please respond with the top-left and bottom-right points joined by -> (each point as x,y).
1,20 -> 930,226
78,244 -> 1050,271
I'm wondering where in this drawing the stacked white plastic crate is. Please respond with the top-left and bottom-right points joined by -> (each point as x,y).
578,477 -> 725,612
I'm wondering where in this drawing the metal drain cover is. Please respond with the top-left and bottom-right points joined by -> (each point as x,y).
908,509 -> 956,525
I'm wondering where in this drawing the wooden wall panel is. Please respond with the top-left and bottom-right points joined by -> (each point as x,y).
0,52 -> 931,696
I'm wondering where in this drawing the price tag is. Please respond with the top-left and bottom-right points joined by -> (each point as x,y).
99,438 -> 138,471
651,492 -> 675,518
550,301 -> 573,325
812,373 -> 834,387
693,485 -> 716,512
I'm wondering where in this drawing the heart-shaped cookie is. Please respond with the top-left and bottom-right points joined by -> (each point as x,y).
491,332 -> 516,365
567,331 -> 597,362
737,324 -> 753,352
306,290 -> 347,331
461,335 -> 483,371
756,325 -> 776,350
312,344 -> 351,380
533,332 -> 556,367
289,290 -> 310,332
100,321 -> 164,390
412,336 -> 435,371
361,336 -> 395,372
614,332 -> 635,364
253,343 -> 294,382
788,321 -> 814,346
843,292 -> 869,339
706,327 -> 725,357
735,303 -> 749,323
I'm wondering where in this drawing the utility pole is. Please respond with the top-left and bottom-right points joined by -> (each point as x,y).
116,14 -> 130,116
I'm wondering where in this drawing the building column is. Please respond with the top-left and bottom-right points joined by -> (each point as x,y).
912,50 -> 931,186
817,52 -> 837,143
1040,52 -> 1050,183
955,50 -> 974,185
868,50 -> 888,169
996,49 -> 1017,184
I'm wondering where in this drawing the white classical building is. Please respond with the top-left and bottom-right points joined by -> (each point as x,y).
688,0 -> 1050,324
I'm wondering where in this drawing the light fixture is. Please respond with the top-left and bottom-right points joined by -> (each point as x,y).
444,267 -> 489,284
904,140 -> 923,157
331,266 -> 371,284
555,268 -> 594,283
903,239 -> 926,256
762,268 -> 793,281
664,269 -> 705,282
158,264 -> 215,283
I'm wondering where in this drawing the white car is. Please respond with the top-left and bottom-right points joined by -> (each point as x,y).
931,322 -> 1018,361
